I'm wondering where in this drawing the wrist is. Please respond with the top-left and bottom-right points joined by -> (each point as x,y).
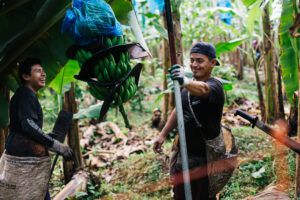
182,77 -> 190,87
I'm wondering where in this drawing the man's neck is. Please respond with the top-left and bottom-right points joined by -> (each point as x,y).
24,84 -> 37,94
194,75 -> 211,82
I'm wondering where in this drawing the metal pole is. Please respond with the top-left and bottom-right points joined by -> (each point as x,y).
164,0 -> 192,199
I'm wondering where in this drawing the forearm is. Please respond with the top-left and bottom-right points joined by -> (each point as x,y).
159,109 -> 177,139
184,80 -> 210,97
21,118 -> 54,148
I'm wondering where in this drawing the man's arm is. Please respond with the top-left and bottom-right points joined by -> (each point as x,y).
184,80 -> 210,97
20,118 -> 54,148
168,65 -> 211,98
21,118 -> 73,159
153,109 -> 177,153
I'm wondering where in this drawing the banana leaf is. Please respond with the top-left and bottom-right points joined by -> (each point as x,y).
0,0 -> 72,75
48,60 -> 81,95
150,18 -> 168,39
215,38 -> 247,57
245,0 -> 262,34
279,0 -> 299,103
241,0 -> 259,7
109,0 -> 133,24
73,102 -> 103,119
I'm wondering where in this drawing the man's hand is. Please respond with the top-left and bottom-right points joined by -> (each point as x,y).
168,64 -> 190,87
50,140 -> 73,160
153,136 -> 166,154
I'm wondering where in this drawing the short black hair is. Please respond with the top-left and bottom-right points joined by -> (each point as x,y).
18,57 -> 41,84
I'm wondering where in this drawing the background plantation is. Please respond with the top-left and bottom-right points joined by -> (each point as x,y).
0,0 -> 299,199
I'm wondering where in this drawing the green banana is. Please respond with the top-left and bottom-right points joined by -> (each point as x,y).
104,37 -> 113,48
120,52 -> 126,63
123,35 -> 126,44
102,68 -> 110,81
89,85 -> 106,100
115,67 -> 122,80
104,57 -> 110,68
111,36 -> 118,46
120,62 -> 127,74
108,54 -> 116,76
97,73 -> 105,82
125,52 -> 130,62
120,85 -> 125,97
116,36 -> 123,45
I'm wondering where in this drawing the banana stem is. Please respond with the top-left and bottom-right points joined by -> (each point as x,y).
118,104 -> 132,129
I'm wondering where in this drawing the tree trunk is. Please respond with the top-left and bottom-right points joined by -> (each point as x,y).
253,55 -> 266,122
296,52 -> 300,197
277,65 -> 285,119
63,83 -> 83,183
263,4 -> 285,191
236,47 -> 243,80
0,85 -> 9,156
262,4 -> 279,123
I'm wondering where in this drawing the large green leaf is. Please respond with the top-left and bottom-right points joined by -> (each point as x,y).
242,0 -> 259,7
279,0 -> 299,103
215,38 -> 247,57
109,0 -> 133,24
73,103 -> 103,119
0,94 -> 9,128
0,0 -> 71,75
2,74 -> 19,92
0,0 -> 43,45
150,19 -> 168,39
48,60 -> 80,95
245,0 -> 262,34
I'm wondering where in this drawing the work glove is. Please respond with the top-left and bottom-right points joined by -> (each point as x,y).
168,64 -> 190,87
50,140 -> 73,160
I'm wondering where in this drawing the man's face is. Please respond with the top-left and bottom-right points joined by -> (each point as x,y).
23,64 -> 46,91
190,53 -> 216,81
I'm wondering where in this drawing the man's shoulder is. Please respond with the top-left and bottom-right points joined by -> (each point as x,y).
13,86 -> 37,102
207,77 -> 223,85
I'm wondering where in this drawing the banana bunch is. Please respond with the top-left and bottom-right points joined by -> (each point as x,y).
111,76 -> 138,107
94,36 -> 131,82
102,35 -> 126,48
74,35 -> 138,108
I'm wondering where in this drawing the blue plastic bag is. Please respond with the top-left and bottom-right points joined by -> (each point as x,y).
217,0 -> 232,25
62,0 -> 123,45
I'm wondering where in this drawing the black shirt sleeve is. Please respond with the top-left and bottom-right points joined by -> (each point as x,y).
17,90 -> 54,148
207,78 -> 224,104
20,118 -> 54,148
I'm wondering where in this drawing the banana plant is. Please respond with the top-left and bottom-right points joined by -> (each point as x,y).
0,0 -> 148,127
279,0 -> 299,103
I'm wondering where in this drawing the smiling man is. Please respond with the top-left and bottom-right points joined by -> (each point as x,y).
153,42 -> 224,200
0,58 -> 73,199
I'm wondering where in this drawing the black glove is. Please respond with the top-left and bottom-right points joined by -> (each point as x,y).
168,64 -> 190,86
50,140 -> 73,160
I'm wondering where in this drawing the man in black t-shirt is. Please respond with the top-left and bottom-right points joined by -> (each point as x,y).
1,58 -> 73,199
6,57 -> 73,158
153,42 -> 224,200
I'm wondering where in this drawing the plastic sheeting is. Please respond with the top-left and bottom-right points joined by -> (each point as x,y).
217,0 -> 232,25
62,0 -> 123,45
